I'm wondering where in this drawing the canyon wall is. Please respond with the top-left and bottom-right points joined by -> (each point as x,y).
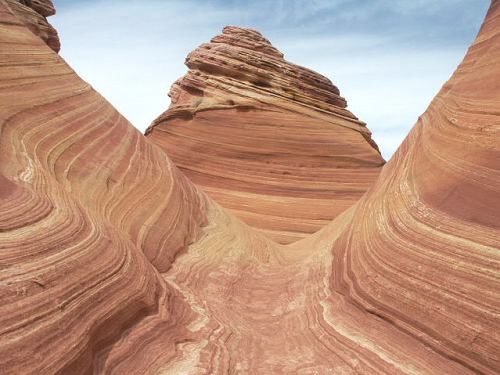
0,0 -> 498,374
0,1 -> 206,372
327,3 -> 500,371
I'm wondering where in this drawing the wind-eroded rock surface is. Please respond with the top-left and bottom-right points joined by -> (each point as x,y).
0,0 -> 499,374
146,26 -> 385,244
0,2 -> 206,373
5,0 -> 59,51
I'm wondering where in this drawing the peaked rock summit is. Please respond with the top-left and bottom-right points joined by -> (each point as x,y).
147,26 -> 385,244
4,0 -> 59,52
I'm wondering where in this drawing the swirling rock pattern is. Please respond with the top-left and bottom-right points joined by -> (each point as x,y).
146,26 -> 385,244
0,2 -> 206,373
0,0 -> 499,374
327,2 -> 500,371
5,0 -> 59,52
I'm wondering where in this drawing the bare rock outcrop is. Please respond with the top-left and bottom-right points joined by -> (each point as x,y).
5,0 -> 59,52
327,3 -> 500,370
146,26 -> 385,244
0,0 -> 499,374
0,2 -> 205,372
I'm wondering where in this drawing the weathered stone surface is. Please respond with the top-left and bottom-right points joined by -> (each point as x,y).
5,0 -> 59,52
326,2 -> 500,370
146,26 -> 385,244
0,2 -> 206,372
0,0 -> 499,374
27,0 -> 55,17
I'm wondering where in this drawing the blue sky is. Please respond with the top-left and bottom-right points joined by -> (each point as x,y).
51,0 -> 490,159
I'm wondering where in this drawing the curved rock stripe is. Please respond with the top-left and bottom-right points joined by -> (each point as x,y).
0,0 -> 499,374
147,26 -> 385,244
0,2 -> 206,373
325,2 -> 500,373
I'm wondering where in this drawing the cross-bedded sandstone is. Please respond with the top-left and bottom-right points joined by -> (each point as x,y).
147,26 -> 385,244
0,1 -> 499,374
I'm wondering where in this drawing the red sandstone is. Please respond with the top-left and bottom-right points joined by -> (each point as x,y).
0,1 -> 499,374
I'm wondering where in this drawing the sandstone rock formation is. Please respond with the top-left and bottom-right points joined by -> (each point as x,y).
0,0 -> 499,374
4,0 -> 59,52
326,6 -> 500,369
0,3 -> 206,373
146,26 -> 385,244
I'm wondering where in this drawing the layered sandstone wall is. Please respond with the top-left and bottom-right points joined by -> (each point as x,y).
5,0 -> 59,52
326,2 -> 500,371
0,2 -> 206,372
0,0 -> 498,374
146,26 -> 385,244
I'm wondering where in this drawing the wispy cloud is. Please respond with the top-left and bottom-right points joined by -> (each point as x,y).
52,0 -> 490,159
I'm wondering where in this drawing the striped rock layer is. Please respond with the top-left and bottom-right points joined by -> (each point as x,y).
146,26 -> 385,244
5,0 -> 59,52
0,0 -> 499,374
0,2 -> 206,373
327,3 -> 500,371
